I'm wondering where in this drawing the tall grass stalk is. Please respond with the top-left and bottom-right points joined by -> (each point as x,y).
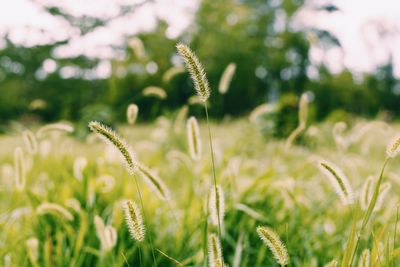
88,122 -> 157,266
176,43 -> 223,260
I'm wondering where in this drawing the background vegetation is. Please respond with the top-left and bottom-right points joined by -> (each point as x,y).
1,0 -> 399,135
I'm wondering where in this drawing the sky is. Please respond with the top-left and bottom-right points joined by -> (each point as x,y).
0,0 -> 399,77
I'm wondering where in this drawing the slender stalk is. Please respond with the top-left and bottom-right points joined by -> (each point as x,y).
393,206 -> 399,267
361,157 -> 390,230
139,246 -> 143,267
156,249 -> 185,267
349,157 -> 390,267
204,103 -> 222,239
132,174 -> 157,267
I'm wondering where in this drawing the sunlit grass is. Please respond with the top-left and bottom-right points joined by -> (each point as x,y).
0,118 -> 399,266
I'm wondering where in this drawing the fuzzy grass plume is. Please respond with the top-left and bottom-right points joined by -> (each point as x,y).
218,63 -> 236,94
126,104 -> 139,125
174,105 -> 189,133
163,66 -> 185,83
142,86 -> 167,99
187,116 -> 201,160
360,176 -> 374,210
88,121 -> 137,174
249,103 -> 275,123
123,200 -> 145,242
358,249 -> 370,267
256,226 -> 289,266
94,215 -> 117,251
22,130 -> 38,154
325,259 -> 338,267
137,162 -> 171,200
26,237 -> 39,267
208,233 -> 225,267
36,122 -> 74,138
14,147 -> 26,192
285,93 -> 309,149
36,202 -> 74,221
209,184 -> 224,227
318,160 -> 354,205
386,134 -> 400,158
176,42 -> 210,102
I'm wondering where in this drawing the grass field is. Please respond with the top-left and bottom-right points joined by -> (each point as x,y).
0,116 -> 399,266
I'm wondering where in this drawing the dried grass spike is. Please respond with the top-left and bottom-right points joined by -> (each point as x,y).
386,134 -> 400,158
318,160 -> 354,205
127,104 -> 139,125
123,200 -> 145,242
36,122 -> 74,138
374,182 -> 391,211
218,63 -> 236,94
187,116 -> 202,160
143,86 -> 167,99
88,121 -> 137,174
14,147 -> 26,192
137,163 -> 171,200
36,202 -> 73,221
256,226 -> 289,266
299,93 -> 309,127
360,176 -> 374,210
22,130 -> 38,154
176,43 -> 210,102
26,237 -> 39,265
358,249 -> 370,267
208,233 -> 224,267
174,105 -> 189,133
324,259 -> 338,267
209,184 -> 225,227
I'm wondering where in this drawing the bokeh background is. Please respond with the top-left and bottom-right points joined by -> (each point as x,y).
0,0 -> 399,133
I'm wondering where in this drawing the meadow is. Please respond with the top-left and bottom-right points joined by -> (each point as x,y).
1,115 -> 399,266
0,44 -> 399,267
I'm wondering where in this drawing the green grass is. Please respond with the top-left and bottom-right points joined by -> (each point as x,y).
0,118 -> 399,266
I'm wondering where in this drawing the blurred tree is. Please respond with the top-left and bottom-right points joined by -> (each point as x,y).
0,0 -> 398,130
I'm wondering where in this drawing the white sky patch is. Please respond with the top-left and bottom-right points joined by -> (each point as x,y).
297,0 -> 400,76
0,0 -> 399,77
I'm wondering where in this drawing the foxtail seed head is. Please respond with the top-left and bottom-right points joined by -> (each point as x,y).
218,63 -> 236,95
22,130 -> 38,154
209,184 -> 225,227
187,116 -> 201,160
325,259 -> 338,267
299,93 -> 309,127
386,134 -> 400,158
137,162 -> 171,200
176,43 -> 210,102
88,121 -> 137,174
358,249 -> 370,267
26,237 -> 39,265
256,226 -> 289,266
208,233 -> 225,267
360,176 -> 374,211
36,202 -> 74,221
318,160 -> 354,205
94,215 -> 117,251
126,104 -> 139,125
36,122 -> 74,138
142,86 -> 167,99
123,200 -> 145,242
14,147 -> 26,192
174,105 -> 189,133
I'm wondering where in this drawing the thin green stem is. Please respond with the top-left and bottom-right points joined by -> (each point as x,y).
139,245 -> 143,267
361,157 -> 390,230
132,174 -> 157,267
349,157 -> 390,267
393,205 -> 399,267
204,103 -> 222,239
